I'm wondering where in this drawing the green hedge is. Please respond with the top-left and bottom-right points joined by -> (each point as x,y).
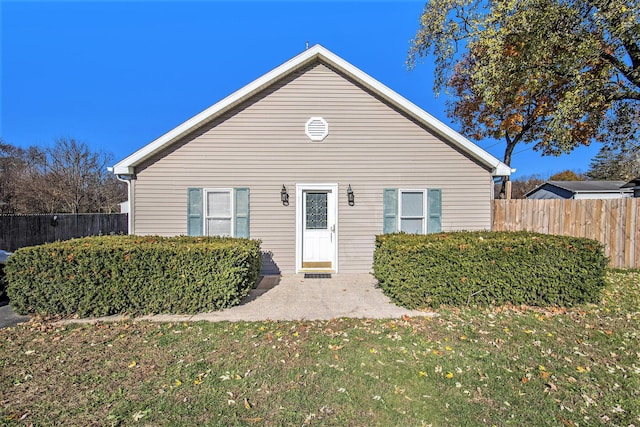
373,231 -> 608,309
0,264 -> 6,299
5,235 -> 262,316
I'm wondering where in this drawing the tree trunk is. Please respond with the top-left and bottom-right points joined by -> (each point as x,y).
498,132 -> 517,199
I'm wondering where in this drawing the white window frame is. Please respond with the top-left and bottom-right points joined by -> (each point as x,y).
203,188 -> 234,237
398,189 -> 427,234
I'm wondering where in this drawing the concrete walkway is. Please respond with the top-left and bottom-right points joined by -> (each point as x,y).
62,274 -> 431,325
0,298 -> 30,329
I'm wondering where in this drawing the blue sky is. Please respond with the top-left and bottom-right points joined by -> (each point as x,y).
1,0 -> 600,179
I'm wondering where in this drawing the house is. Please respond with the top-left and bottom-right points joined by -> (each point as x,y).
112,45 -> 510,274
525,180 -> 633,200
621,177 -> 640,198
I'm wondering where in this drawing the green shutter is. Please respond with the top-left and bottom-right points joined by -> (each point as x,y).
427,188 -> 442,233
234,188 -> 250,238
187,188 -> 203,236
383,188 -> 398,234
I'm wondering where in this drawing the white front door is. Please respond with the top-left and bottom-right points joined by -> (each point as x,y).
298,185 -> 337,271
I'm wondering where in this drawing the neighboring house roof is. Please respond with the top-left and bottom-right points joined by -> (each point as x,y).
525,180 -> 632,199
112,44 -> 511,177
621,176 -> 640,188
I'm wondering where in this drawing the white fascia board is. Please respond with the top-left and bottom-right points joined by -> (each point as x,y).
112,44 -> 510,178
112,165 -> 134,175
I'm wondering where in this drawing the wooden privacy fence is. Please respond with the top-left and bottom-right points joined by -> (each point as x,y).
493,199 -> 640,269
0,213 -> 128,252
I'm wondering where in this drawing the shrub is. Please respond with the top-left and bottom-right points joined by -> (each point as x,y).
5,235 -> 262,316
0,264 -> 6,299
0,250 -> 9,299
373,231 -> 608,309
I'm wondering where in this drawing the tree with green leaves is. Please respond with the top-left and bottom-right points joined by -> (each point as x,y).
409,0 -> 639,196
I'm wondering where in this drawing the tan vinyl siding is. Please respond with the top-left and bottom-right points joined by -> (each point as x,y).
133,63 -> 493,273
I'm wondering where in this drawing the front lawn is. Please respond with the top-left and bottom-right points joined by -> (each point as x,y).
1,271 -> 638,426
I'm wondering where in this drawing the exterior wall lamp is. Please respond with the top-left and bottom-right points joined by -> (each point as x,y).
347,184 -> 355,206
281,185 -> 289,206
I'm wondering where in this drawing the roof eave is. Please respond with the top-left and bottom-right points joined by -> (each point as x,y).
492,163 -> 512,177
113,165 -> 134,175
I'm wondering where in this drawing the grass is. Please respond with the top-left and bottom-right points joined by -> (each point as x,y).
1,270 -> 638,426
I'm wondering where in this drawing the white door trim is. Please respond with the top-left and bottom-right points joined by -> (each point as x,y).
295,183 -> 338,273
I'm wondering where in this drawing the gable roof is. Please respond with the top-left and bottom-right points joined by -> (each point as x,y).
548,180 -> 628,193
112,44 -> 511,176
621,176 -> 640,188
526,180 -> 631,198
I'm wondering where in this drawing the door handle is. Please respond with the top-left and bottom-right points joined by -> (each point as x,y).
330,224 -> 335,242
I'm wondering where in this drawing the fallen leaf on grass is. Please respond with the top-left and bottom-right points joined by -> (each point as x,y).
557,415 -> 575,426
545,382 -> 558,392
132,409 -> 150,421
610,404 -> 625,414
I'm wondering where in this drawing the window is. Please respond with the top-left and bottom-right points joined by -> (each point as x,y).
383,188 -> 441,234
205,189 -> 232,237
400,190 -> 425,234
305,192 -> 328,229
187,188 -> 250,238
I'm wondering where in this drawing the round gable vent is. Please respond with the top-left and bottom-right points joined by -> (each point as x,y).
305,117 -> 329,141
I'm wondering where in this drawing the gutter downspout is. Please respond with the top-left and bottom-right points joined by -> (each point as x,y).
109,167 -> 134,235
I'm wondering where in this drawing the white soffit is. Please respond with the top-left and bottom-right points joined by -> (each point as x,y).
112,44 -> 510,177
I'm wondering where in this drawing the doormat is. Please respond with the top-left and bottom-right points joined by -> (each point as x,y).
304,273 -> 332,279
